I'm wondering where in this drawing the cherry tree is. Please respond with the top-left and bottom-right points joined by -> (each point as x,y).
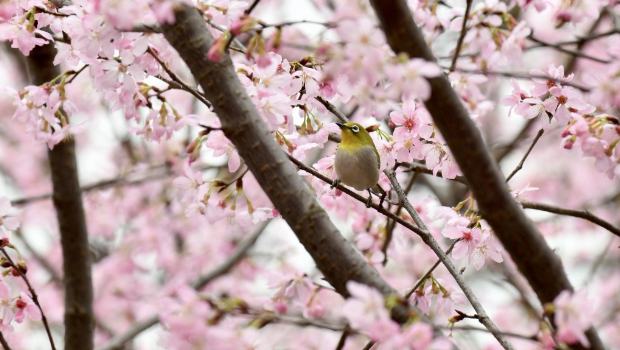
0,0 -> 619,349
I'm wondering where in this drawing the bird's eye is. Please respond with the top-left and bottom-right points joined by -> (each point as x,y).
351,125 -> 359,133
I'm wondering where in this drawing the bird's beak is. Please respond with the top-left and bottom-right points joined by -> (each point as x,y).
335,123 -> 348,130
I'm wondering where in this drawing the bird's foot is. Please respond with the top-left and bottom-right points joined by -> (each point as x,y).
331,179 -> 340,189
378,191 -> 387,207
365,189 -> 373,208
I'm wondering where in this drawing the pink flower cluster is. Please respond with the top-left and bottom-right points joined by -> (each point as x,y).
503,64 -> 620,179
434,206 -> 503,271
343,282 -> 452,349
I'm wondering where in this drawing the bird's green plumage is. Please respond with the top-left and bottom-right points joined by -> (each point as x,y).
338,122 -> 380,169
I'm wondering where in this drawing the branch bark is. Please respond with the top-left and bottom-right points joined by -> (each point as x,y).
368,1 -> 605,349
26,35 -> 94,350
158,4 -> 411,321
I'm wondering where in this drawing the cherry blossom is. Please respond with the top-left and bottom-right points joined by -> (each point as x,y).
553,290 -> 594,347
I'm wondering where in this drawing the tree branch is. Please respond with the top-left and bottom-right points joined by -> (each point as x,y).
505,129 -> 544,182
368,1 -> 605,348
158,4 -> 413,323
384,170 -> 515,350
0,248 -> 56,350
0,331 -> 11,350
26,31 -> 94,350
450,0 -> 472,72
10,164 -> 171,206
521,201 -> 620,238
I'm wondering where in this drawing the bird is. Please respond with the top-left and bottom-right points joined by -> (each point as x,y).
332,122 -> 383,207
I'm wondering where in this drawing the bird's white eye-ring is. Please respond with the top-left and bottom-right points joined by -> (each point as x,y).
351,125 -> 360,133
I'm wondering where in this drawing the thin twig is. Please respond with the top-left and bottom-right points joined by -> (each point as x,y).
334,328 -> 350,350
521,201 -> 620,238
401,161 -> 467,184
585,236 -> 614,285
450,0 -> 472,72
241,309 -> 350,332
147,47 -> 212,108
98,221 -> 270,350
14,230 -> 62,283
505,129 -> 544,182
528,35 -> 609,64
315,97 -> 349,123
288,155 -> 426,236
384,169 -> 516,350
447,68 -> 591,92
245,0 -> 262,14
444,325 -> 538,341
0,248 -> 56,350
65,64 -> 88,84
11,165 -> 172,206
381,170 -> 419,265
404,239 -> 460,299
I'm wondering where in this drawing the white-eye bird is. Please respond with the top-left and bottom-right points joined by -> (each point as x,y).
332,122 -> 382,207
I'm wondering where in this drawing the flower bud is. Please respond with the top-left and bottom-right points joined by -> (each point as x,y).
230,15 -> 257,36
17,260 -> 27,274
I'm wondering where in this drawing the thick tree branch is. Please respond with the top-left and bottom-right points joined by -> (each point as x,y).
26,35 -> 94,350
158,4 -> 413,322
368,1 -> 605,349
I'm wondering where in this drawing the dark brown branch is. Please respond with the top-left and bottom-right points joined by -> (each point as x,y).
0,331 -> 11,350
404,239 -> 459,299
450,0 -> 472,72
521,201 -> 620,238
505,129 -> 544,182
334,328 -> 351,350
98,221 -> 270,350
0,248 -> 56,350
26,32 -> 94,350
368,1 -> 605,349
245,0 -> 263,14
159,4 -> 413,323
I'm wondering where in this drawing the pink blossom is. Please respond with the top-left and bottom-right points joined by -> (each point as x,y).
510,183 -> 539,202
0,20 -> 52,56
472,230 -> 503,270
205,132 -> 241,173
554,289 -> 593,347
530,64 -> 574,96
342,281 -> 399,341
386,59 -> 443,101
14,293 -> 41,323
0,198 -> 19,233
545,86 -> 589,125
